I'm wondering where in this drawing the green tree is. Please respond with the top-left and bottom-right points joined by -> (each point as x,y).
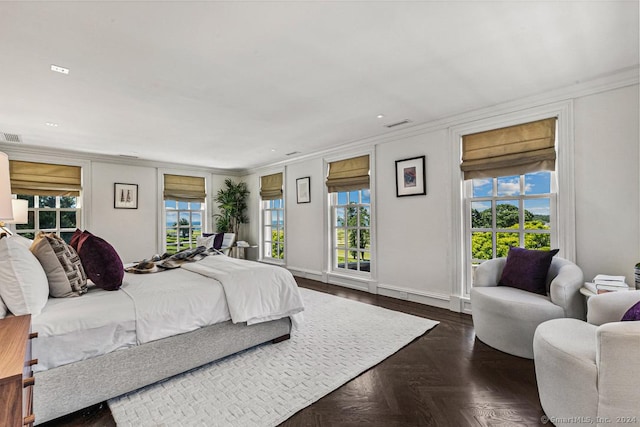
179,217 -> 189,238
346,204 -> 370,261
271,229 -> 285,259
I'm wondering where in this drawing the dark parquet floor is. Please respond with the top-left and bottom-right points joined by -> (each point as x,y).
40,277 -> 549,427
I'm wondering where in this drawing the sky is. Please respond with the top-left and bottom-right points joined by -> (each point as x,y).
471,171 -> 551,217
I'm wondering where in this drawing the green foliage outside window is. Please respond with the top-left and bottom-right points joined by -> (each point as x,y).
271,229 -> 285,259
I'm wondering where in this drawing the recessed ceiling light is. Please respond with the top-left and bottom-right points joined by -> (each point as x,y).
51,64 -> 69,74
377,114 -> 385,119
45,122 -> 59,127
271,149 -> 276,152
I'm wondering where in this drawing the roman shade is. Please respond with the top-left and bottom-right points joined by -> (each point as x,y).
163,174 -> 206,202
10,160 -> 82,196
326,155 -> 370,193
260,172 -> 283,200
461,118 -> 556,180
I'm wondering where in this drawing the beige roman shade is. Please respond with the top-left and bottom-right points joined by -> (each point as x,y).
326,155 -> 370,193
163,174 -> 206,202
10,160 -> 82,196
461,118 -> 556,180
260,172 -> 283,200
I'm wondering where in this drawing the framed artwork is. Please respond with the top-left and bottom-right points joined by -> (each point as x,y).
114,183 -> 138,209
296,176 -> 311,204
395,155 -> 426,197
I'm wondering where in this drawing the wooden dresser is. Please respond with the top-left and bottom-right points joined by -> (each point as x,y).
0,315 -> 37,427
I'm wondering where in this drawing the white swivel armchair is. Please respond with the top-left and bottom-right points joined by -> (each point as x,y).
471,256 -> 585,359
533,290 -> 640,427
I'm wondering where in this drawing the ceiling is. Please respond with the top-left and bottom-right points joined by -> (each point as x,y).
0,1 -> 637,171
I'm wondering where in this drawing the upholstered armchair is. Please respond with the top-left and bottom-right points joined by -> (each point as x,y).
470,256 -> 584,359
534,291 -> 640,427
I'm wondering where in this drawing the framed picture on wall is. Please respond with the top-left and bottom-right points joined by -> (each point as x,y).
395,155 -> 426,197
296,176 -> 311,204
114,183 -> 138,209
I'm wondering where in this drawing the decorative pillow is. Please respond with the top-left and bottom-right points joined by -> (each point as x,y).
498,247 -> 560,295
30,232 -> 88,298
69,228 -> 83,250
0,235 -> 49,315
621,301 -> 640,321
196,234 -> 215,249
76,231 -> 124,291
199,233 -> 224,250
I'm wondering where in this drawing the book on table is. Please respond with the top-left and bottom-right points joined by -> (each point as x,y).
586,275 -> 630,294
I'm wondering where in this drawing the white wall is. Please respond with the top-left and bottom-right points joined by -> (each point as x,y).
91,162 -> 157,263
243,82 -> 639,310
574,85 -> 640,283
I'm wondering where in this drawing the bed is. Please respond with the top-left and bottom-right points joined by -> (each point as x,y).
31,255 -> 304,425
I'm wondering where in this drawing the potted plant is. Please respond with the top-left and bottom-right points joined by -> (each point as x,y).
213,178 -> 250,238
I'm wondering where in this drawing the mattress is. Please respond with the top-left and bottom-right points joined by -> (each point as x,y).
32,268 -> 231,372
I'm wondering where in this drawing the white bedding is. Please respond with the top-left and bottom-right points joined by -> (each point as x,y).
31,256 -> 302,372
121,268 -> 231,343
181,256 -> 304,327
32,285 -> 137,372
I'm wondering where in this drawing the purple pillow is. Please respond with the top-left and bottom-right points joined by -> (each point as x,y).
498,247 -> 560,295
76,231 -> 124,291
203,232 -> 225,250
621,301 -> 640,321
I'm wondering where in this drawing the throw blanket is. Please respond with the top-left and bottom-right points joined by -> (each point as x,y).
181,256 -> 305,327
126,246 -> 211,273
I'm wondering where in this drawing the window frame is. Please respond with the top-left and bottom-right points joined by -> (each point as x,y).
450,101 -> 575,304
323,150 -> 376,288
163,199 -> 205,254
464,172 -> 558,294
158,169 -> 210,255
13,195 -> 82,243
261,197 -> 285,262
259,170 -> 286,264
330,189 -> 372,276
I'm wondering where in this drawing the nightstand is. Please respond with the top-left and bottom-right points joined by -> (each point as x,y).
0,315 -> 37,426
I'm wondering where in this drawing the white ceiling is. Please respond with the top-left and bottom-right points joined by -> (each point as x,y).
0,1 -> 637,170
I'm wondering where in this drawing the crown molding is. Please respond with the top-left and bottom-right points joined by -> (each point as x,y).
0,142 -> 245,176
243,66 -> 639,176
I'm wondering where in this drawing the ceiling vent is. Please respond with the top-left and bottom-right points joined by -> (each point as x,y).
285,151 -> 301,156
0,133 -> 22,143
385,119 -> 412,128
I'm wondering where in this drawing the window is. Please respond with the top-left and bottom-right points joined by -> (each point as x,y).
15,195 -> 81,243
468,171 -> 555,264
262,198 -> 284,260
260,172 -> 284,261
164,200 -> 203,254
326,154 -> 372,275
461,117 -> 558,292
331,189 -> 371,273
162,174 -> 206,254
9,160 -> 82,243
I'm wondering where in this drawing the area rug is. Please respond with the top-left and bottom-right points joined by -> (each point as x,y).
108,287 -> 439,427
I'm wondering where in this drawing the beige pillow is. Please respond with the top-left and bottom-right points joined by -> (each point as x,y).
30,232 -> 88,298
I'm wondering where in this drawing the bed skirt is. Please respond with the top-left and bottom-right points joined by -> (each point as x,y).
33,317 -> 292,424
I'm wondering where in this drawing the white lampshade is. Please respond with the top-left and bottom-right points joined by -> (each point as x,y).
0,152 -> 14,221
6,199 -> 28,224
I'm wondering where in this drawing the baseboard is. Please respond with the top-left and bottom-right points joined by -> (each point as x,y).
450,295 -> 472,314
377,283 -> 450,310
326,272 -> 371,292
287,267 -> 326,283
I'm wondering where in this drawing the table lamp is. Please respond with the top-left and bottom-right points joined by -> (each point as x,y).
0,152 -> 14,233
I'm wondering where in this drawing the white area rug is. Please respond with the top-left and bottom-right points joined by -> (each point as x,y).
108,288 -> 439,427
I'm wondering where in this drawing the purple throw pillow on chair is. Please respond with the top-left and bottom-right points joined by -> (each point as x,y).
621,301 -> 640,321
498,247 -> 560,295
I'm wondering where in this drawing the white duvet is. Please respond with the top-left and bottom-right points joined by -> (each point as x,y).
181,256 -> 305,327
31,256 -> 304,372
